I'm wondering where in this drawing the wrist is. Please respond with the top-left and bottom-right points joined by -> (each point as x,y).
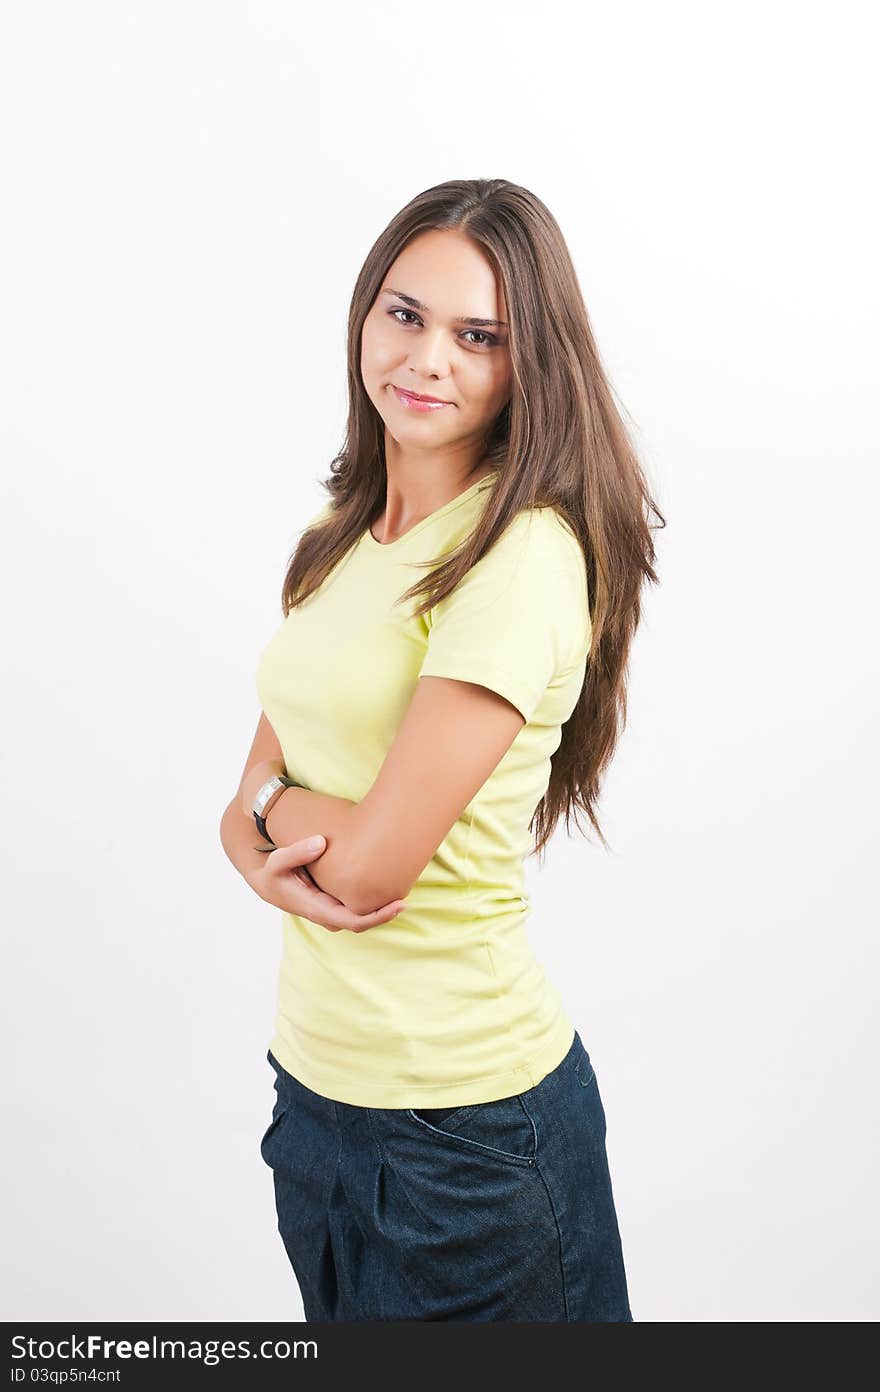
219,800 -> 277,894
264,784 -> 296,846
240,757 -> 286,820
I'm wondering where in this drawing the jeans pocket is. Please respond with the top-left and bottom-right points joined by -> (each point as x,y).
406,1094 -> 538,1168
410,1103 -> 479,1131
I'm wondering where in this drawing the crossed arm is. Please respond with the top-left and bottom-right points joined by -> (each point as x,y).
234,675 -> 526,916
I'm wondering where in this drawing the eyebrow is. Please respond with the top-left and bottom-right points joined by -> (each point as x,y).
381,287 -> 508,330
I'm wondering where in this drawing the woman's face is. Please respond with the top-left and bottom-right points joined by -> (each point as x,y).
360,229 -> 513,455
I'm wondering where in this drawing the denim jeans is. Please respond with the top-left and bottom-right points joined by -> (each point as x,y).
260,1029 -> 633,1322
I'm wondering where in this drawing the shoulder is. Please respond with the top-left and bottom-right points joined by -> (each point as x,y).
422,504 -> 591,707
524,504 -> 582,551
430,506 -> 588,627
489,506 -> 586,582
435,505 -> 587,597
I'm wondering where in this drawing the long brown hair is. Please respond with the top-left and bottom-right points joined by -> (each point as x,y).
281,178 -> 665,859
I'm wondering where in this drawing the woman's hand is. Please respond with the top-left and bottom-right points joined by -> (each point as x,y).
240,756 -> 287,819
246,834 -> 408,934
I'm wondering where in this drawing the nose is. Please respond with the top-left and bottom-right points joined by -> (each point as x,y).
406,325 -> 453,382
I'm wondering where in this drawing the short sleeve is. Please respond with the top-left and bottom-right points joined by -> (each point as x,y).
419,509 -> 591,723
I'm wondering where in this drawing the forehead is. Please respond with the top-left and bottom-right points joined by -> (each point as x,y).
385,230 -> 507,321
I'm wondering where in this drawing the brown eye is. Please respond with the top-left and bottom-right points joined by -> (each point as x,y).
462,329 -> 498,348
387,308 -> 499,349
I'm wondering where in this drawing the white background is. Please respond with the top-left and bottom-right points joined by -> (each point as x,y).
2,0 -> 877,1323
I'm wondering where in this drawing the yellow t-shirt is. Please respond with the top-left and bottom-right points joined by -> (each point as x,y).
255,473 -> 592,1107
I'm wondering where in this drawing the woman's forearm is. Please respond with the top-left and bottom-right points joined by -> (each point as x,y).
219,799 -> 275,890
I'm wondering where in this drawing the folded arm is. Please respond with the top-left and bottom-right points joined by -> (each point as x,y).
232,512 -> 585,915
247,677 -> 526,916
231,711 -> 362,904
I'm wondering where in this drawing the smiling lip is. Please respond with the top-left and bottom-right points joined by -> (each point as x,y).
392,386 -> 452,411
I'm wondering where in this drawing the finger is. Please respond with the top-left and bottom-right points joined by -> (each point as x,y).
268,835 -> 326,868
325,900 -> 409,934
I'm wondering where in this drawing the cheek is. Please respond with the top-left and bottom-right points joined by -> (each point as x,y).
360,326 -> 396,411
362,317 -> 398,373
462,358 -> 511,412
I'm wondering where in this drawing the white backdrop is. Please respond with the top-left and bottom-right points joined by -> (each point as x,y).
2,0 -> 877,1323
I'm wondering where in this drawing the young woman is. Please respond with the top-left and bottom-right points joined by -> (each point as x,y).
220,177 -> 664,1322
